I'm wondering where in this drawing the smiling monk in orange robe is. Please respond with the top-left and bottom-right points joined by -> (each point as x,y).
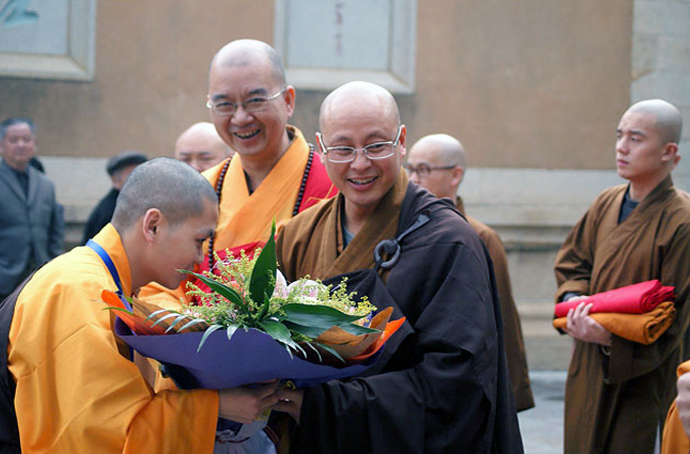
140,39 -> 334,309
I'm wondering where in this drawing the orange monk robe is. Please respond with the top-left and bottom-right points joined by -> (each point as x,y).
7,224 -> 218,453
456,197 -> 534,412
139,126 -> 335,309
662,360 -> 690,454
554,176 -> 690,453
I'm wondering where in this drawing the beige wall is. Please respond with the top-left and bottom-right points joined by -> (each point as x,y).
292,1 -> 633,170
0,1 -> 274,159
0,0 -> 631,170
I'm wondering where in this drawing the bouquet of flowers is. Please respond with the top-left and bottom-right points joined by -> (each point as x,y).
108,223 -> 403,389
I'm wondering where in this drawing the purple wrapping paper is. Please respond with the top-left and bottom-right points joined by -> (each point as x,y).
115,318 -> 379,389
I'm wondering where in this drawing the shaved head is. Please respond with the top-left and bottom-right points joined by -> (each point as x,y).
175,122 -> 232,172
407,134 -> 466,199
410,134 -> 467,169
210,39 -> 285,87
626,99 -> 683,145
112,157 -> 218,232
319,81 -> 400,130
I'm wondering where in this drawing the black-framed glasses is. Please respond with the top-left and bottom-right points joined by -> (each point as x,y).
206,87 -> 287,116
317,125 -> 404,163
404,163 -> 457,178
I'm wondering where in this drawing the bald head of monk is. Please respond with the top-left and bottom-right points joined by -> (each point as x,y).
112,157 -> 218,290
616,99 -> 683,201
317,81 -> 406,231
406,134 -> 466,201
175,122 -> 233,173
206,39 -> 295,181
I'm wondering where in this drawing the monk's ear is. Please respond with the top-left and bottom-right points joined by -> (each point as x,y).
283,85 -> 296,118
398,125 -> 407,159
141,208 -> 164,243
661,142 -> 679,165
451,166 -> 464,187
315,133 -> 327,164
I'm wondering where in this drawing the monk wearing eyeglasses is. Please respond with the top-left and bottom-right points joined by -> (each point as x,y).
406,133 -> 534,413
273,81 -> 523,453
141,39 -> 334,304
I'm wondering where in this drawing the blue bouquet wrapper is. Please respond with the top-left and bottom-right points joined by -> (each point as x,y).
114,318 -> 379,389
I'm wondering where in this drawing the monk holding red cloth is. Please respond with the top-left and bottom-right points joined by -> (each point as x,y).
554,99 -> 690,453
406,133 -> 534,413
554,279 -> 675,317
272,82 -> 523,453
140,39 -> 335,308
553,302 -> 676,345
0,159 -> 279,453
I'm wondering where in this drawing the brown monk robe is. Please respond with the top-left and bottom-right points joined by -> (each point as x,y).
276,171 -> 523,453
457,197 -> 534,412
555,176 -> 690,453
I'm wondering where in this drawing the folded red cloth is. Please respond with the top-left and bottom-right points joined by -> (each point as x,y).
554,280 -> 675,318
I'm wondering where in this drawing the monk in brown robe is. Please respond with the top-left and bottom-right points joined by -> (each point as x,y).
273,81 -> 523,453
140,39 -> 335,308
406,133 -> 534,412
554,99 -> 690,453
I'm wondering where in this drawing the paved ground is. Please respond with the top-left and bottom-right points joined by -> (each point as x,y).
518,370 -> 567,454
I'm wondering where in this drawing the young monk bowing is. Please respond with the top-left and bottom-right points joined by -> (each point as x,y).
273,81 -> 523,453
554,99 -> 690,453
0,158 -> 279,453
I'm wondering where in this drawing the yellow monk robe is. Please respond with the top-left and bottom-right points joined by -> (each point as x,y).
456,196 -> 534,412
662,360 -> 690,454
8,224 -> 218,453
139,126 -> 335,309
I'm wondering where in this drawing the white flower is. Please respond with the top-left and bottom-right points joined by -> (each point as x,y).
273,270 -> 289,298
287,279 -> 327,301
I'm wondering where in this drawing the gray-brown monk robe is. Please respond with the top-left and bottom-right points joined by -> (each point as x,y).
457,197 -> 534,412
554,175 -> 690,453
276,172 -> 523,453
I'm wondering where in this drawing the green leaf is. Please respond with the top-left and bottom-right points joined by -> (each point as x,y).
197,324 -> 224,353
103,306 -> 135,315
165,314 -> 193,333
258,289 -> 272,321
313,342 -> 346,363
280,303 -> 367,328
177,318 -> 207,332
145,308 -> 175,322
248,221 -> 277,304
303,341 -> 323,362
261,318 -> 293,345
180,270 -> 245,309
150,312 -> 184,328
261,319 -> 307,356
226,325 -> 238,341
282,320 -> 327,339
335,323 -> 380,336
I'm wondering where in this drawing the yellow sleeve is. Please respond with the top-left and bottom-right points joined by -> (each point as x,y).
662,400 -> 690,454
138,280 -> 190,311
9,265 -> 217,453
